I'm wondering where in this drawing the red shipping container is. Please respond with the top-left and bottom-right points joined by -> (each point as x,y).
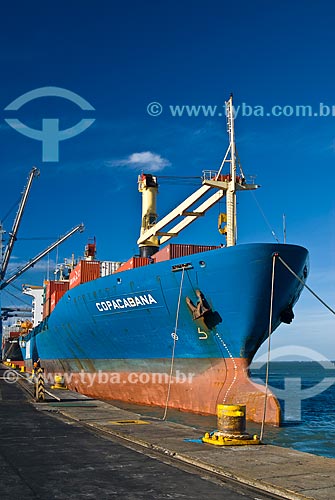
9,331 -> 21,339
50,289 -> 67,312
69,260 -> 101,289
43,298 -> 51,319
152,244 -> 220,262
113,259 -> 132,273
151,246 -> 169,263
44,280 -> 69,301
114,256 -> 150,273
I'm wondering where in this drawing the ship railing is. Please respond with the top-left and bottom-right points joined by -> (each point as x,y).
202,170 -> 220,181
202,170 -> 232,182
202,170 -> 256,186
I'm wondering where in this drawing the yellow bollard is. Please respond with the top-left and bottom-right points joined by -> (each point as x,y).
202,404 -> 261,446
217,404 -> 246,435
51,375 -> 68,390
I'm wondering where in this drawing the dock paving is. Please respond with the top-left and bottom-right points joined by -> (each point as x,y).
1,365 -> 334,499
0,366 -> 283,500
44,387 -> 335,500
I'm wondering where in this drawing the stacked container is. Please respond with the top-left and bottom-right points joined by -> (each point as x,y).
113,256 -> 151,273
152,244 -> 221,263
100,261 -> 123,276
69,260 -> 101,289
50,289 -> 68,313
43,280 -> 69,319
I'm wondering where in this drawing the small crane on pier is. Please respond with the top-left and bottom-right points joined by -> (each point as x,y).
0,167 -> 84,329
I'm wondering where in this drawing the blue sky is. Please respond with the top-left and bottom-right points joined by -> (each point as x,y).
0,0 -> 334,358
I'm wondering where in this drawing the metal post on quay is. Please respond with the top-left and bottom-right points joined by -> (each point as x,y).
202,404 -> 261,446
33,360 -> 45,402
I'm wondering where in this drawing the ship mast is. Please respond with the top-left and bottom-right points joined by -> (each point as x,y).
225,95 -> 237,247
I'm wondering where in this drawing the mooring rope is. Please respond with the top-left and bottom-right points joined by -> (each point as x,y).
260,252 -> 334,440
277,255 -> 335,316
162,267 -> 185,421
260,253 -> 277,441
251,192 -> 280,243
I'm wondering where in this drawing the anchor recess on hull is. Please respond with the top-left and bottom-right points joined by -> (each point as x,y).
186,289 -> 222,330
186,290 -> 211,320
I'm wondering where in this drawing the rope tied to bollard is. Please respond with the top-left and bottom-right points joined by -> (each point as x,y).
162,267 -> 185,421
260,252 -> 277,442
277,255 -> 335,316
260,251 -> 335,441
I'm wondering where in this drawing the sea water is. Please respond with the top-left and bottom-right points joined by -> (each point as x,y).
249,361 -> 335,458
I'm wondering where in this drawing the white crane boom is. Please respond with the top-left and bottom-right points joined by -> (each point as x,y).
0,223 -> 84,290
1,167 -> 39,280
137,95 -> 260,249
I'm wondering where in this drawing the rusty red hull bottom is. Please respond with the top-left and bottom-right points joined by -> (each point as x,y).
38,357 -> 281,426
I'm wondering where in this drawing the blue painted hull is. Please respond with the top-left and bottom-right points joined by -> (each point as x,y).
20,243 -> 309,423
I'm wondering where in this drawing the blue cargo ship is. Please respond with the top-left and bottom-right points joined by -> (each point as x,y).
18,97 -> 309,424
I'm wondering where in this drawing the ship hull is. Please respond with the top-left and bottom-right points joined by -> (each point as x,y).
33,357 -> 281,424
20,243 -> 309,425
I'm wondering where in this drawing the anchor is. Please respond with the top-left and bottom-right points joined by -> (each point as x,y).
186,289 -> 222,329
186,289 -> 211,320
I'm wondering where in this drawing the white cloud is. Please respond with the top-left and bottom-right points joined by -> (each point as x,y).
106,151 -> 171,172
6,258 -> 56,275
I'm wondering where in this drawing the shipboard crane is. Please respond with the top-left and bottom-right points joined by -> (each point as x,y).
137,95 -> 259,252
0,224 -> 84,291
0,167 -> 39,281
138,174 -> 159,257
0,166 -> 84,291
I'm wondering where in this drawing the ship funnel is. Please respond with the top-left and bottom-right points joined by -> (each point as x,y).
138,173 -> 159,258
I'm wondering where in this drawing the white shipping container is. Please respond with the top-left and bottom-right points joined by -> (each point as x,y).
100,261 -> 123,276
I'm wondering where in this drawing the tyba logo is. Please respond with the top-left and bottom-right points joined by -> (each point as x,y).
4,86 -> 95,162
253,346 -> 335,422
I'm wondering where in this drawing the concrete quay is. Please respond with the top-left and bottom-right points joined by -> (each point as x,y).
0,366 -> 275,500
41,387 -> 335,500
1,365 -> 334,499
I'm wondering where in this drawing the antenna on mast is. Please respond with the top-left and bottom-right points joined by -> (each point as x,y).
283,213 -> 287,244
